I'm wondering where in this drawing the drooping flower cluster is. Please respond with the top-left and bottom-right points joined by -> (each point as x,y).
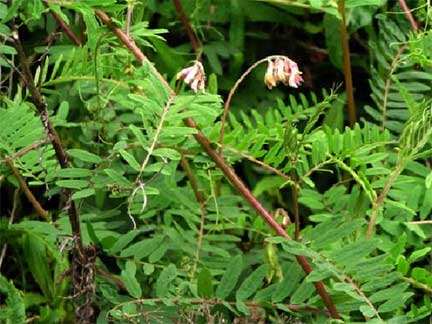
264,57 -> 303,89
176,61 -> 206,93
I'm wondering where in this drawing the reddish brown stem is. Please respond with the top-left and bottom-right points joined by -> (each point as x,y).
338,0 -> 356,127
399,0 -> 418,32
89,9 -> 340,319
180,156 -> 205,204
180,156 -> 207,276
172,0 -> 200,54
6,158 -> 49,221
48,7 -> 81,46
95,10 -> 173,93
291,183 -> 300,240
183,117 -> 340,319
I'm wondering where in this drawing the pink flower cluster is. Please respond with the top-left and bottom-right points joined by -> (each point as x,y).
176,61 -> 206,93
264,57 -> 303,89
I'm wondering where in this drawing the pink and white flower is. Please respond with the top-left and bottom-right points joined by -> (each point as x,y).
264,56 -> 303,89
176,61 -> 206,93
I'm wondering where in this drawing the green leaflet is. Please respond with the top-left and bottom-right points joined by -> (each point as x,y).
155,264 -> 177,297
68,149 -> 102,164
121,235 -> 165,260
72,188 -> 96,200
119,149 -> 141,171
327,239 -> 378,267
110,230 -> 142,254
23,233 -> 54,301
56,168 -> 92,178
272,262 -> 303,303
369,282 -> 410,304
215,255 -> 243,300
290,279 -> 315,304
235,264 -> 269,302
121,260 -> 142,299
197,268 -> 214,298
104,168 -> 133,188
55,179 -> 89,189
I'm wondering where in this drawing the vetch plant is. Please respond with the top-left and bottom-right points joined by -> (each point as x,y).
0,1 -> 431,324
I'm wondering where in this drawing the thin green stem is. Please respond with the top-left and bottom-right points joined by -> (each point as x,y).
402,276 -> 432,294
218,55 -> 286,156
367,164 -> 404,239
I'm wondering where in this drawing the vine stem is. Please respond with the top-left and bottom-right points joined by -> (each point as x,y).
218,55 -> 283,156
136,95 -> 176,180
0,136 -> 51,163
127,95 -> 176,228
183,117 -> 340,319
95,10 -> 340,319
366,165 -> 404,239
172,0 -> 200,55
402,276 -> 432,294
126,0 -> 134,37
399,0 -> 418,32
45,3 -> 81,46
95,10 -> 174,94
291,180 -> 300,240
5,157 -> 49,221
180,156 -> 206,277
408,220 -> 432,225
338,0 -> 356,127
345,276 -> 383,322
219,144 -> 291,181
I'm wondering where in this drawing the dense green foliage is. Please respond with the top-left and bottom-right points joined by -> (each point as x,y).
0,0 -> 431,323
